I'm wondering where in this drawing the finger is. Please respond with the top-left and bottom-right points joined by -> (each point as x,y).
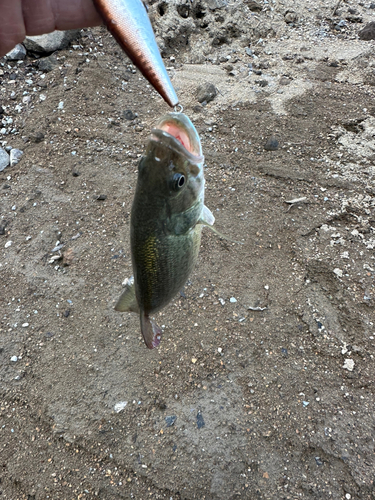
0,0 -> 26,57
22,0 -> 102,35
0,0 -> 102,58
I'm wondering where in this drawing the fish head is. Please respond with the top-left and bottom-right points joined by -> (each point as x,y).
138,113 -> 205,213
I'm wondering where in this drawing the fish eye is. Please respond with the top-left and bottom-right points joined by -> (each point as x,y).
172,173 -> 185,190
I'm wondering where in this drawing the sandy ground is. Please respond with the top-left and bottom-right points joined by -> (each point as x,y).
1,0 -> 375,498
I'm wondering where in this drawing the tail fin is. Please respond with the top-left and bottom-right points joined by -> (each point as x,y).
140,312 -> 163,349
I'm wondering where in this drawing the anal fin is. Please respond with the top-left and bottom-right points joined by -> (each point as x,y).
140,312 -> 162,349
114,276 -> 139,313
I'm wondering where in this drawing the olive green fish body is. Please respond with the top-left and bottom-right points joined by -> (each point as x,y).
115,113 -> 214,349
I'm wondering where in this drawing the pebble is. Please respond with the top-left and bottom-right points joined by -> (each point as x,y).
29,131 -> 45,143
264,136 -> 279,151
230,297 -> 237,303
246,0 -> 262,11
5,241 -> 12,248
165,415 -> 177,427
284,11 -> 297,24
196,82 -> 217,104
23,30 -> 81,54
6,44 -> 26,60
36,55 -> 59,72
114,401 -> 128,413
358,21 -> 375,41
196,411 -> 205,429
0,147 -> 10,172
10,149 -> 23,166
22,323 -> 29,328
219,298 -> 225,306
333,268 -> 343,278
10,356 -> 18,362
123,110 -> 137,120
343,359 -> 355,372
206,0 -> 227,9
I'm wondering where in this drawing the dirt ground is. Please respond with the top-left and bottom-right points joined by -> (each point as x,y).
1,0 -> 375,498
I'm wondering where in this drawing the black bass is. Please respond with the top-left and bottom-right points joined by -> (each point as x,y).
115,112 -> 214,348
93,0 -> 179,107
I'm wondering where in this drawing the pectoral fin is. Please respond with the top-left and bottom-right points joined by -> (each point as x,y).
114,276 -> 139,313
140,312 -> 163,349
198,205 -> 215,226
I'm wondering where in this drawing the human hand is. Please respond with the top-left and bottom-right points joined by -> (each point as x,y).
0,0 -> 102,57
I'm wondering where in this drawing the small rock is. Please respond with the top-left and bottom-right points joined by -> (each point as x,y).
206,0 -> 227,9
196,411 -> 205,429
96,194 -> 107,201
0,147 -> 10,172
358,21 -> 375,40
114,401 -> 128,413
284,11 -> 297,23
36,54 -> 59,72
4,240 -> 12,248
123,110 -> 137,120
10,356 -> 18,362
245,0 -> 262,11
257,79 -> 268,87
230,297 -> 237,303
196,82 -> 217,104
343,359 -> 355,371
29,131 -> 45,143
22,322 -> 29,328
10,149 -> 23,166
24,30 -> 81,53
62,248 -> 75,266
279,76 -> 292,85
6,44 -> 26,60
333,268 -> 343,278
264,136 -> 279,151
165,415 -> 177,427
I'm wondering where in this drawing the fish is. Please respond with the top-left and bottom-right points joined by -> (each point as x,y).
92,0 -> 179,107
115,112 -> 215,348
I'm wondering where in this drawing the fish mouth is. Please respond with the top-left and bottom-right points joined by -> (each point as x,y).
150,112 -> 204,164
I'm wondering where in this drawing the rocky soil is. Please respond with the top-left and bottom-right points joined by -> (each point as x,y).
1,0 -> 375,498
